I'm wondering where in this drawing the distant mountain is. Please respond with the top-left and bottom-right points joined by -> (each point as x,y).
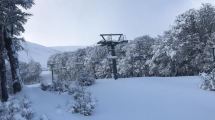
50,46 -> 84,52
18,41 -> 60,68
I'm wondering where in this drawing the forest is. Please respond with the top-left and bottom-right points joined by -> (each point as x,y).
48,3 -> 215,80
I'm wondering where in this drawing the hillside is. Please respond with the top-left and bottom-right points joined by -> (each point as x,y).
50,46 -> 84,52
18,41 -> 60,68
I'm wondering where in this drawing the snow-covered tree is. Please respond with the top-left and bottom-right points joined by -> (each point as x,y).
19,61 -> 42,84
149,3 -> 215,76
0,96 -> 34,120
69,84 -> 96,116
0,0 -> 34,101
200,71 -> 215,90
171,3 -> 215,75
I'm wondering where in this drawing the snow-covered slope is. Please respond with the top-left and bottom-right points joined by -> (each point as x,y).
23,74 -> 215,120
50,46 -> 84,52
18,41 -> 60,68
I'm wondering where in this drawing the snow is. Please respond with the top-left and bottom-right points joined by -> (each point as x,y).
50,46 -> 84,52
22,72 -> 215,120
23,86 -> 72,120
168,50 -> 176,58
107,55 -> 118,59
89,77 -> 215,120
18,41 -> 59,68
18,42 -> 84,68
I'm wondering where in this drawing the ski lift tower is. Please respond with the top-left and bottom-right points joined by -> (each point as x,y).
98,34 -> 128,80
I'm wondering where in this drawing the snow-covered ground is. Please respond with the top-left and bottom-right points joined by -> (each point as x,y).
22,72 -> 215,120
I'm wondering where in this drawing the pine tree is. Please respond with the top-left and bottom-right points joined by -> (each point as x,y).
0,0 -> 34,100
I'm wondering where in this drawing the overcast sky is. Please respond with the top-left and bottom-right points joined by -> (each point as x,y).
23,0 -> 215,47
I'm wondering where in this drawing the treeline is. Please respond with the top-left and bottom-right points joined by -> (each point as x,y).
48,3 -> 215,80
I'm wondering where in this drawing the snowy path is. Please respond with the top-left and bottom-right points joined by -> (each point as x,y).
23,72 -> 215,120
23,71 -> 73,120
23,85 -> 72,120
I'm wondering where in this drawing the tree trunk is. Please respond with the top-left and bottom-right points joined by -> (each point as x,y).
0,27 -> 9,102
4,32 -> 22,94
